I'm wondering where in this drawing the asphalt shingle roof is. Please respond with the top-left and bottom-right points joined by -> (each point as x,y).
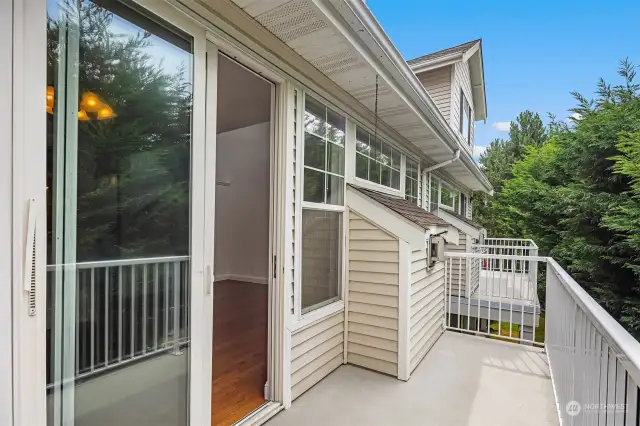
350,185 -> 449,229
440,208 -> 484,230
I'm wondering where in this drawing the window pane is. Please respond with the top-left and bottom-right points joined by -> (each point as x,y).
391,149 -> 400,170
304,168 -> 325,203
356,128 -> 370,154
369,159 -> 380,184
391,169 -> 400,190
301,210 -> 342,312
356,152 -> 368,180
326,175 -> 344,205
327,141 -> 344,175
430,180 -> 439,211
304,133 -> 325,170
326,108 -> 345,146
370,136 -> 381,160
304,95 -> 326,137
380,166 -> 391,187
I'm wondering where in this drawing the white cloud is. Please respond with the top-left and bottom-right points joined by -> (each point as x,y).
492,121 -> 511,132
473,146 -> 487,158
571,112 -> 582,121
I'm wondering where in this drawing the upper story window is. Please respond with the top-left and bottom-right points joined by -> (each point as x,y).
405,158 -> 419,204
430,176 -> 439,212
460,193 -> 468,218
459,89 -> 471,145
303,95 -> 345,205
300,94 -> 345,314
439,181 -> 459,212
355,127 -> 401,190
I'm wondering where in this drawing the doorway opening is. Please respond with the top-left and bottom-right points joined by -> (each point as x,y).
212,54 -> 273,426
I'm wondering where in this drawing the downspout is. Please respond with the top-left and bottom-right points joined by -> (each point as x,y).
424,150 -> 460,173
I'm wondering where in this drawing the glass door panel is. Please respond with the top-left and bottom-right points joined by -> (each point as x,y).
46,1 -> 194,425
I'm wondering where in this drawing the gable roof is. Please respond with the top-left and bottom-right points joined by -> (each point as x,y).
350,185 -> 448,229
407,39 -> 487,121
407,39 -> 480,67
437,208 -> 485,240
442,209 -> 484,231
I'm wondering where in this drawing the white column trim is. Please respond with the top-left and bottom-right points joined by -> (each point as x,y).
397,241 -> 411,381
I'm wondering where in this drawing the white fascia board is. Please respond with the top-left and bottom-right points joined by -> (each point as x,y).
409,54 -> 462,74
317,0 -> 493,194
347,188 -> 425,249
436,209 -> 483,240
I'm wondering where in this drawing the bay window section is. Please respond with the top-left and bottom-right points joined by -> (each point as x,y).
355,127 -> 401,190
405,158 -> 419,204
301,94 -> 345,314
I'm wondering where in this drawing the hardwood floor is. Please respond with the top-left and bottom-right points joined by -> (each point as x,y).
212,280 -> 268,426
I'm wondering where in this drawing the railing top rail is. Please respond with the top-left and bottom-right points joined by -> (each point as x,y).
444,252 -> 548,262
472,244 -> 538,250
547,258 -> 640,385
483,238 -> 539,249
46,255 -> 190,271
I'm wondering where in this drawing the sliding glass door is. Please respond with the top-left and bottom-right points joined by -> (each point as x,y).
45,1 -> 210,425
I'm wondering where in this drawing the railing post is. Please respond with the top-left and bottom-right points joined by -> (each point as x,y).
172,261 -> 183,355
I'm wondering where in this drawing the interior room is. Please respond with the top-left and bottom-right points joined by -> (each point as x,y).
212,54 -> 273,426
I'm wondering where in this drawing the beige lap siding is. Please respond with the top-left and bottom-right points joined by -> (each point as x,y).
416,66 -> 452,121
409,250 -> 445,372
445,233 -> 467,296
347,212 -> 400,376
291,312 -> 344,400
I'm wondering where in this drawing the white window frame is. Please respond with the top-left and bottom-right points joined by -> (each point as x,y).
353,125 -> 403,193
404,156 -> 420,204
459,89 -> 471,145
294,90 -> 347,324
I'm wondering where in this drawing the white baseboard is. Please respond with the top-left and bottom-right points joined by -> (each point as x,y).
214,274 -> 268,285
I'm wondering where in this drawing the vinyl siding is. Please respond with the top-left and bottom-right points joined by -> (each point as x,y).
450,61 -> 474,148
347,211 -> 399,377
291,312 -> 344,400
409,251 -> 445,372
445,232 -> 467,296
416,66 -> 452,121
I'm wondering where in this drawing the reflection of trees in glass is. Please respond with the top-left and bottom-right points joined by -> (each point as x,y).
47,2 -> 193,261
303,96 -> 345,204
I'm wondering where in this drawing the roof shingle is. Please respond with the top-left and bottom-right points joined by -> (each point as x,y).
350,185 -> 449,229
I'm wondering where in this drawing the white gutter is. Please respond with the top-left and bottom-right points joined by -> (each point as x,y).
424,150 -> 460,173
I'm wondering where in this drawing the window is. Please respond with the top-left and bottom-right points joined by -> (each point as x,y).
405,158 -> 419,204
459,89 -> 471,145
430,175 -> 439,212
460,193 -> 468,217
355,127 -> 401,190
301,95 -> 345,313
300,210 -> 342,313
303,95 -> 345,205
440,182 -> 459,211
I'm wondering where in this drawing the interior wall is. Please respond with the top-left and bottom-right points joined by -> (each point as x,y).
214,122 -> 270,283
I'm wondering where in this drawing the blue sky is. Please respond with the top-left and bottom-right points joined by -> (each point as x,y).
366,0 -> 640,159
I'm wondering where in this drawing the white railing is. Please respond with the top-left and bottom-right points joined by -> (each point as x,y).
46,256 -> 190,389
472,238 -> 539,298
546,258 -> 640,425
444,251 -> 546,346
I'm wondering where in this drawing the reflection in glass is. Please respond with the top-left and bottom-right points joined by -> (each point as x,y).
302,95 -> 345,205
301,210 -> 342,312
354,127 -> 401,190
46,1 -> 193,425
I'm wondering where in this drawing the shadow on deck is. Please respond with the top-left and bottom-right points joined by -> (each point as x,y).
268,332 -> 558,426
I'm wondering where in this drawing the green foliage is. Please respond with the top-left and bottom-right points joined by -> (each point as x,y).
474,60 -> 640,334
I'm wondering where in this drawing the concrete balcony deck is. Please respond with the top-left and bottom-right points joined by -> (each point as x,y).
267,331 -> 559,426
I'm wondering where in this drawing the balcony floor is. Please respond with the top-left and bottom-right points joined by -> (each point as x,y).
268,332 -> 559,426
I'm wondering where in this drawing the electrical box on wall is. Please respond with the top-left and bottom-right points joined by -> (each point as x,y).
428,235 -> 445,266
